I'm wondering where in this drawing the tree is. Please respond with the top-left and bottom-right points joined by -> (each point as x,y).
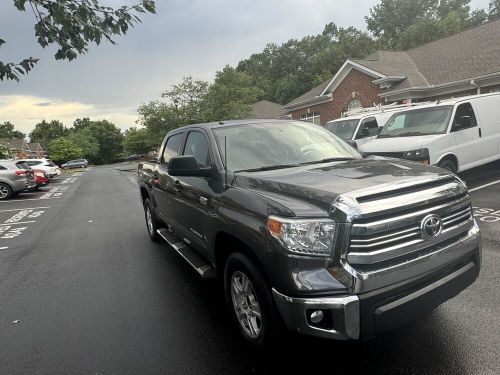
84,120 -> 123,164
489,0 -> 500,19
0,143 -> 10,158
67,128 -> 99,160
29,120 -> 67,147
1,0 -> 156,81
0,122 -> 25,139
47,137 -> 82,164
203,66 -> 263,121
122,127 -> 153,155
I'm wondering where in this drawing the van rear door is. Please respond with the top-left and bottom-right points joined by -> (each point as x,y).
470,95 -> 500,161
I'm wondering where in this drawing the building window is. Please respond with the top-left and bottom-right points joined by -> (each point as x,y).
300,111 -> 320,124
347,98 -> 362,110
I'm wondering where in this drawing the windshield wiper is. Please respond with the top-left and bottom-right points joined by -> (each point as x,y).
235,164 -> 300,173
299,157 -> 356,165
398,132 -> 433,136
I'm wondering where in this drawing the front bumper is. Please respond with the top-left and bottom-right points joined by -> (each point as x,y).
272,228 -> 481,340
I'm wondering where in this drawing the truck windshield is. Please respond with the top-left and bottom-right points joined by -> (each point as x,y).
213,121 -> 361,172
379,106 -> 453,138
325,119 -> 359,140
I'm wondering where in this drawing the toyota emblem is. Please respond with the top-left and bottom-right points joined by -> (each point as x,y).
420,214 -> 443,240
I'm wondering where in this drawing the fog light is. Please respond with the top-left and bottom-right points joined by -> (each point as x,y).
310,310 -> 324,324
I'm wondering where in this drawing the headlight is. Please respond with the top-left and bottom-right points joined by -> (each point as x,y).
403,148 -> 429,162
266,216 -> 336,256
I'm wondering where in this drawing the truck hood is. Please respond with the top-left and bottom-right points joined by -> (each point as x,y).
234,157 -> 448,216
360,134 -> 444,153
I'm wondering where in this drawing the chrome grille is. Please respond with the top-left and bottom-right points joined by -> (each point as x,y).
345,178 -> 473,267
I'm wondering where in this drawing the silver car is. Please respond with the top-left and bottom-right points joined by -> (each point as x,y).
0,161 -> 37,200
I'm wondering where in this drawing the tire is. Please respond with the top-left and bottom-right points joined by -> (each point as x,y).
143,198 -> 163,242
224,252 -> 281,347
0,183 -> 12,200
438,158 -> 457,173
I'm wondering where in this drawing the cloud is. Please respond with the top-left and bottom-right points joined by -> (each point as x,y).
0,95 -> 137,134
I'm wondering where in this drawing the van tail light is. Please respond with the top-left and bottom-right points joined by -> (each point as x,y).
15,170 -> 29,175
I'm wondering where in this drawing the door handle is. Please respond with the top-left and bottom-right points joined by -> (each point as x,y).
478,128 -> 482,137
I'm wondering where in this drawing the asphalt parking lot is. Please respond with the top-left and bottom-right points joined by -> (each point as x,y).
0,162 -> 498,374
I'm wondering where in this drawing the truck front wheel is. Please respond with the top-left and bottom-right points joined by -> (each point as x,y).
224,253 -> 280,347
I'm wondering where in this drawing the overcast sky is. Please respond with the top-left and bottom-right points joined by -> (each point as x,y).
0,0 -> 491,134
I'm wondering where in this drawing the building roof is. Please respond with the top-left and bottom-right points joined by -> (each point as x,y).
28,142 -> 44,151
286,18 -> 500,107
248,100 -> 287,119
0,138 -> 28,151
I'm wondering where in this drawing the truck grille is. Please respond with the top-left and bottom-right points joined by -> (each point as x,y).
345,177 -> 473,268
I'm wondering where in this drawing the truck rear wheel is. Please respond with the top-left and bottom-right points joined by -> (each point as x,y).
143,198 -> 163,242
224,252 -> 280,347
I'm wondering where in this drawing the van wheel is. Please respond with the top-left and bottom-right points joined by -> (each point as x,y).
224,253 -> 280,347
0,183 -> 12,200
438,159 -> 457,173
143,198 -> 163,242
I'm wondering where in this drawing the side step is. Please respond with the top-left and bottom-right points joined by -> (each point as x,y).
157,228 -> 216,279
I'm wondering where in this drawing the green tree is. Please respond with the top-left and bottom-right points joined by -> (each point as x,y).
0,122 -> 25,138
489,0 -> 500,19
204,66 -> 263,121
84,120 -> 123,164
67,128 -> 99,160
122,127 -> 153,155
0,143 -> 10,158
1,0 -> 156,81
47,137 -> 82,164
29,120 -> 67,147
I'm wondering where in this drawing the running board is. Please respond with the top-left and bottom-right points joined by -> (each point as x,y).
157,228 -> 216,279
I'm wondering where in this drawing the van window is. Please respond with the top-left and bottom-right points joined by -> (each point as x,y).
356,117 -> 379,139
325,119 -> 359,140
452,103 -> 477,131
162,133 -> 183,164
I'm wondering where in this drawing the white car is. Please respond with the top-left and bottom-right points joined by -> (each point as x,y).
359,93 -> 500,173
17,158 -> 60,178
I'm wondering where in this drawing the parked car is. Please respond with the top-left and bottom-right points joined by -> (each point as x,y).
137,119 -> 480,346
17,158 -> 60,178
359,92 -> 500,172
61,159 -> 88,169
325,110 -> 395,148
0,161 -> 36,200
33,169 -> 50,189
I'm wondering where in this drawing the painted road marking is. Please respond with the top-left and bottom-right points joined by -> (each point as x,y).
0,197 -> 59,203
39,186 -> 68,199
0,221 -> 36,226
0,226 -> 26,239
72,172 -> 84,177
0,246 -> 8,250
3,210 -> 45,224
0,207 -> 50,213
469,179 -> 500,192
473,207 -> 500,223
61,177 -> 78,184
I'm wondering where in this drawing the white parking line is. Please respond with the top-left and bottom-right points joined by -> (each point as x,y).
0,221 -> 36,226
469,179 -> 500,192
0,246 -> 8,250
0,197 -> 59,203
0,206 -> 50,213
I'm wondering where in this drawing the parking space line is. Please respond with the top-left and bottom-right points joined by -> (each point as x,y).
0,246 -> 8,250
0,197 -> 59,203
0,221 -> 36,226
0,207 -> 50,213
469,179 -> 500,192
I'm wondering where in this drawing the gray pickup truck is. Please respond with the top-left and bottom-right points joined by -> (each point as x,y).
137,119 -> 481,346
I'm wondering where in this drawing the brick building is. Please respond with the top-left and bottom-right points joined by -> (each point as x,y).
284,19 -> 500,125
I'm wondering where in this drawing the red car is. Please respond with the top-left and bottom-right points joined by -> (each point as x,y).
33,169 -> 50,189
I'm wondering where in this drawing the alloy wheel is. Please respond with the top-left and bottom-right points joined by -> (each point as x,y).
230,271 -> 262,339
0,185 -> 9,199
146,206 -> 154,236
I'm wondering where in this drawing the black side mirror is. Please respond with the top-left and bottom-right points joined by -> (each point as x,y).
168,155 -> 211,177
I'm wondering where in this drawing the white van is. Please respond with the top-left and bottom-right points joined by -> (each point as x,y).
360,93 -> 500,173
325,111 -> 397,148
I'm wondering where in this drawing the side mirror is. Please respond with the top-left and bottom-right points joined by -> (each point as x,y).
168,155 -> 211,177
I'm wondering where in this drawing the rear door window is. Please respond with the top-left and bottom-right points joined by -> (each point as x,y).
162,133 -> 183,164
